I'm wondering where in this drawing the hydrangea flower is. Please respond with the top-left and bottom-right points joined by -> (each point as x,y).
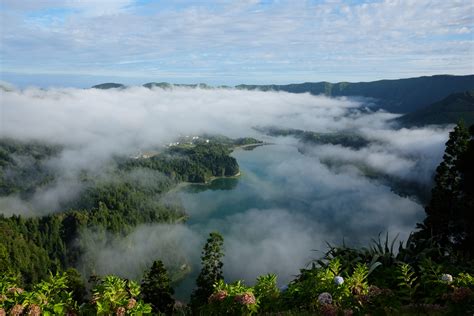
126,298 -> 136,310
7,287 -> 24,295
334,276 -> 344,286
441,274 -> 453,283
451,287 -> 472,303
209,290 -> 228,303
234,292 -> 256,305
27,304 -> 41,316
317,292 -> 333,305
9,304 -> 24,316
115,306 -> 126,316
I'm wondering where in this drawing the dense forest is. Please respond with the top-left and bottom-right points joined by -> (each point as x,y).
396,90 -> 474,127
1,123 -> 474,315
0,139 -> 240,290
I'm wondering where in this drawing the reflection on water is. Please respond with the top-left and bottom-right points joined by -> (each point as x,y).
174,141 -> 424,301
181,177 -> 239,193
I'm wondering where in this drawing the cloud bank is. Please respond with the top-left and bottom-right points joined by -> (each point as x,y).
0,85 -> 451,298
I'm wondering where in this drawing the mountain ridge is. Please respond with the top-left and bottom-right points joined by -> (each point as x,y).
396,90 -> 474,127
91,74 -> 474,114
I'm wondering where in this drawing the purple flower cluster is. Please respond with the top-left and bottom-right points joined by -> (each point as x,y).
234,292 -> 256,305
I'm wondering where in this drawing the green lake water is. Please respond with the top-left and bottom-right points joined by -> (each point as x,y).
173,142 -> 424,301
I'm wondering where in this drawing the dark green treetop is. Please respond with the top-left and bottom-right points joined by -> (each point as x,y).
141,260 -> 175,315
190,232 -> 224,312
416,121 -> 474,254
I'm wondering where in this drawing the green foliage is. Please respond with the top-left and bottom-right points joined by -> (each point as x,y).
0,272 -> 77,316
141,260 -> 175,315
65,268 -> 87,304
190,232 -> 225,312
253,274 -> 279,313
124,143 -> 239,183
90,275 -> 152,315
204,280 -> 258,315
396,263 -> 419,303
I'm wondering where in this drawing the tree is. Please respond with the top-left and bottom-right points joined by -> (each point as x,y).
416,122 -> 473,254
141,260 -> 175,315
190,232 -> 224,312
457,124 -> 474,253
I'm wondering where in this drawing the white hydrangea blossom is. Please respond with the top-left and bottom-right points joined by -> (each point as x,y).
334,276 -> 344,286
441,274 -> 453,283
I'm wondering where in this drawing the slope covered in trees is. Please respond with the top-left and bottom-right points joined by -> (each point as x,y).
0,139 -> 240,288
396,91 -> 474,127
237,75 -> 474,113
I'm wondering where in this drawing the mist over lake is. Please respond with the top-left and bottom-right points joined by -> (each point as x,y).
168,136 -> 430,299
1,0 -> 473,314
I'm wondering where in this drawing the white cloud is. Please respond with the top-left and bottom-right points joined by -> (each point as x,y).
1,0 -> 472,84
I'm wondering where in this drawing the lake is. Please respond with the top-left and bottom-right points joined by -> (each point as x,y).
173,140 -> 425,300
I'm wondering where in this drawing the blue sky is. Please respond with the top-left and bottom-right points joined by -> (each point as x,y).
0,0 -> 473,87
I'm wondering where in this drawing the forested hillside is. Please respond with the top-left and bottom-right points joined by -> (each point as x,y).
396,90 -> 474,127
236,75 -> 474,113
0,138 -> 240,288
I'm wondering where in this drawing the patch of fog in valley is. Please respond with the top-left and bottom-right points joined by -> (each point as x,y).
0,85 -> 452,297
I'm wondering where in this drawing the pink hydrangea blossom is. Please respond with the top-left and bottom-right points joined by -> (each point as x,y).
234,292 -> 256,305
209,290 -> 228,303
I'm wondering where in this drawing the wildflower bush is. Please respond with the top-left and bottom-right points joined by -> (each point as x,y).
87,275 -> 152,315
203,279 -> 258,315
201,255 -> 473,315
0,273 -> 152,316
0,272 -> 77,316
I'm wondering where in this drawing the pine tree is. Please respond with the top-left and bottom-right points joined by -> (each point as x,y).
190,232 -> 224,312
457,124 -> 474,253
416,121 -> 472,253
141,260 -> 175,315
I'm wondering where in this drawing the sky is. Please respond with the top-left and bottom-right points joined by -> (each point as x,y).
0,0 -> 473,87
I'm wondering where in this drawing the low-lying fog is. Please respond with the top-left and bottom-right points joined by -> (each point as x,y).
0,85 -> 451,296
